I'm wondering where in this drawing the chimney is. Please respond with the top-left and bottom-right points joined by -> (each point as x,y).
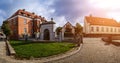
90,14 -> 92,17
32,12 -> 35,15
39,16 -> 41,17
51,18 -> 53,21
23,9 -> 25,11
43,17 -> 45,19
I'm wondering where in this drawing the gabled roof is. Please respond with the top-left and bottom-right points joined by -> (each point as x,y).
85,16 -> 120,27
8,9 -> 46,21
62,22 -> 75,28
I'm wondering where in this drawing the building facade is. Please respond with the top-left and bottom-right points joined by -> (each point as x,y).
61,22 -> 75,40
6,9 -> 55,40
83,15 -> 120,37
40,20 -> 55,41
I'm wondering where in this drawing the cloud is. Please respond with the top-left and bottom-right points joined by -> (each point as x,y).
0,0 -> 13,5
1,0 -> 120,27
0,9 -> 6,25
54,16 -> 67,27
50,0 -> 108,25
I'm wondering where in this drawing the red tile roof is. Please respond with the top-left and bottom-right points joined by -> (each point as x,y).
9,9 -> 46,21
85,16 -> 120,27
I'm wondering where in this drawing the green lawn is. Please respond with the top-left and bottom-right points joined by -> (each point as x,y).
9,40 -> 75,59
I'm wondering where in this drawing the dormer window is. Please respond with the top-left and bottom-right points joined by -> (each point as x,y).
13,19 -> 17,25
21,12 -> 24,15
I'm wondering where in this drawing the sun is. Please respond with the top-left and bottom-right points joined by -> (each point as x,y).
90,0 -> 120,9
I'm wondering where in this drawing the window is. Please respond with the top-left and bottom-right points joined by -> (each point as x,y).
119,29 -> 120,32
96,27 -> 99,32
31,29 -> 33,34
114,28 -> 116,32
37,24 -> 40,28
111,28 -> 113,32
102,27 -> 104,32
31,22 -> 33,26
14,29 -> 17,34
106,28 -> 109,32
24,19 -> 27,24
13,19 -> 17,25
91,27 -> 94,32
24,28 -> 27,33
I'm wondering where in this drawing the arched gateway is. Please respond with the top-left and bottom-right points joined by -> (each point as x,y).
43,29 -> 50,40
40,18 -> 55,41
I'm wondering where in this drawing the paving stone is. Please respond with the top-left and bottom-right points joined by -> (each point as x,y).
49,38 -> 120,63
1,38 -> 120,63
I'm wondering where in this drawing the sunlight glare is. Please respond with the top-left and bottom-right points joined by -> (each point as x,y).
90,0 -> 120,9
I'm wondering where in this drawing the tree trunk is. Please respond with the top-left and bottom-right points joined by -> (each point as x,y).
80,35 -> 83,44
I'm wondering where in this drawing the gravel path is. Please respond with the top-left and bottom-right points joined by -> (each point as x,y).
49,38 -> 120,63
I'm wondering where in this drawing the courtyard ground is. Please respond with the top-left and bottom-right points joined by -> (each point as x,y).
49,38 -> 120,63
0,38 -> 120,63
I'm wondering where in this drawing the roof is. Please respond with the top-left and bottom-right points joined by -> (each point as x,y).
62,22 -> 75,28
8,9 -> 46,21
41,21 -> 55,25
85,16 -> 120,27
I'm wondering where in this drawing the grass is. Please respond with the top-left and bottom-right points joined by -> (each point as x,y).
9,40 -> 75,59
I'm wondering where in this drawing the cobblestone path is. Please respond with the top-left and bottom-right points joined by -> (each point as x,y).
1,38 -> 120,63
49,38 -> 120,63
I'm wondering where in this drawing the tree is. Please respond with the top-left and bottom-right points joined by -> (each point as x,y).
74,23 -> 83,46
1,21 -> 12,40
56,27 -> 62,35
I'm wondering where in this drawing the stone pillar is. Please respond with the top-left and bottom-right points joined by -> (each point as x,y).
59,32 -> 62,42
61,30 -> 64,41
35,32 -> 39,40
40,31 -> 43,40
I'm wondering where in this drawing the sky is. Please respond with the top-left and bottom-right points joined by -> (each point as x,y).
1,0 -> 120,27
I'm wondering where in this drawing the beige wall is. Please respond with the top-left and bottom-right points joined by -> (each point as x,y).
83,19 -> 90,34
83,19 -> 120,34
89,25 -> 120,34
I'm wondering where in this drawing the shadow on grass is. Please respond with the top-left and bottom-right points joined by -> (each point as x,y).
10,40 -> 32,46
102,38 -> 120,46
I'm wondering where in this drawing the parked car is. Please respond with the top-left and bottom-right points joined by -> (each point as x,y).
0,33 -> 6,39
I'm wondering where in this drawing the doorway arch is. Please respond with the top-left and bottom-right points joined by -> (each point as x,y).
43,29 -> 50,40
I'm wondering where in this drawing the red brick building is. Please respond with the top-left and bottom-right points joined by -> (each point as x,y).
6,9 -> 47,39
